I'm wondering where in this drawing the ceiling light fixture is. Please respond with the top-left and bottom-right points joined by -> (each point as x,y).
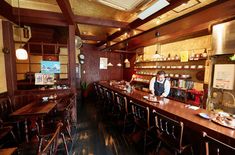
16,0 -> 28,60
124,42 -> 130,64
138,0 -> 170,20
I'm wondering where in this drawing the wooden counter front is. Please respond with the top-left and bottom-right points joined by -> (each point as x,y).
99,82 -> 235,146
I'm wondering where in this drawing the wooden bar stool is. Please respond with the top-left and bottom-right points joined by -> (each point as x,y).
115,93 -> 133,133
130,100 -> 153,154
202,131 -> 235,155
154,111 -> 193,155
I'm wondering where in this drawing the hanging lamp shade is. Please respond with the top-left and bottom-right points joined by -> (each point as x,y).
107,62 -> 113,66
16,48 -> 28,60
15,0 -> 28,60
117,63 -> 122,67
124,58 -> 130,63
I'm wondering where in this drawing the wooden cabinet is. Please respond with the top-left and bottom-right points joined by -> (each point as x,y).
133,58 -> 207,106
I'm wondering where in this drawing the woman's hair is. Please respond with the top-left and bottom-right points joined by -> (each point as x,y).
157,70 -> 165,75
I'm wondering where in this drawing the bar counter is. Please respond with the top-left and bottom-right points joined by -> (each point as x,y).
99,81 -> 235,146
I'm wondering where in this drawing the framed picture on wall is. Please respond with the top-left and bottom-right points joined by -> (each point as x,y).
100,57 -> 108,69
41,61 -> 61,73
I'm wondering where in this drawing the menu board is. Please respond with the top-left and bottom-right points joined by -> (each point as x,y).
180,51 -> 188,62
35,73 -> 54,85
213,64 -> 235,90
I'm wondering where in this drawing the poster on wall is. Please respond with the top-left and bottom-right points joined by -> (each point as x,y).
213,64 -> 235,90
41,61 -> 60,73
180,51 -> 189,62
100,57 -> 108,69
35,73 -> 55,85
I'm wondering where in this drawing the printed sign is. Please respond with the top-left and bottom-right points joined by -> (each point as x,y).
213,64 -> 235,90
35,73 -> 54,85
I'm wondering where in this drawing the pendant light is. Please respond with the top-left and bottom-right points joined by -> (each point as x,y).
124,41 -> 130,64
107,49 -> 113,67
16,0 -> 28,60
153,43 -> 161,59
117,53 -> 122,67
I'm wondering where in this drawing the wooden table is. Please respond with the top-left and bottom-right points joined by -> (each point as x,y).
10,100 -> 57,142
99,81 -> 235,146
0,147 -> 17,155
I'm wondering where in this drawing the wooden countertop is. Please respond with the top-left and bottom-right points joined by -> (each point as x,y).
99,81 -> 235,146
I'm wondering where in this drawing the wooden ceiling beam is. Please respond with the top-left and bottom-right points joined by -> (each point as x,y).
0,0 -> 15,22
107,0 -> 235,51
12,8 -> 127,29
74,16 -> 128,28
96,0 -> 189,47
15,16 -> 67,26
56,0 -> 79,35
81,35 -> 105,41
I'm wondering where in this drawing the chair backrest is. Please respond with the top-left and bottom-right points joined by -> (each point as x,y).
38,123 -> 63,155
98,85 -> 106,100
154,111 -> 184,150
130,100 -> 150,129
94,83 -> 100,96
202,132 -> 235,155
115,93 -> 128,114
105,89 -> 114,105
0,96 -> 14,121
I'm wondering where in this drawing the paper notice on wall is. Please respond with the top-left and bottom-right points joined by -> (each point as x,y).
213,64 -> 235,90
180,51 -> 188,62
100,57 -> 107,69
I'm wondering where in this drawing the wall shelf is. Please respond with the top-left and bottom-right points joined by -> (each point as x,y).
133,56 -> 207,106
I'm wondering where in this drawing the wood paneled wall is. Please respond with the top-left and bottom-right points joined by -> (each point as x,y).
80,44 -> 135,84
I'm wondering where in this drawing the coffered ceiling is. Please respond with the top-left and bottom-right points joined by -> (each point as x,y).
2,0 -> 223,49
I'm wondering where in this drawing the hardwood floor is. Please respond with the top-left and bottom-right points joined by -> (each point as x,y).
73,98 -> 140,155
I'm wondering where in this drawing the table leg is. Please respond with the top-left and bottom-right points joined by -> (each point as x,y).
24,119 -> 29,143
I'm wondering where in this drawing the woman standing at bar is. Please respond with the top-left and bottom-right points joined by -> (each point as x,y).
149,71 -> 171,97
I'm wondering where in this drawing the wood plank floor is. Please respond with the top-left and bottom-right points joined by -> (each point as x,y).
71,97 -> 173,155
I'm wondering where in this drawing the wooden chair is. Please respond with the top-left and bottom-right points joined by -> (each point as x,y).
37,122 -> 68,155
154,111 -> 193,155
0,96 -> 18,144
0,119 -> 17,147
93,82 -> 101,102
202,132 -> 235,155
46,94 -> 76,143
130,100 -> 152,154
115,93 -> 132,133
105,89 -> 115,110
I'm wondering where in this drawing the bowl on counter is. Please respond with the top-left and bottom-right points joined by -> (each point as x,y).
190,65 -> 196,69
197,65 -> 204,69
175,74 -> 179,78
184,65 -> 189,69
